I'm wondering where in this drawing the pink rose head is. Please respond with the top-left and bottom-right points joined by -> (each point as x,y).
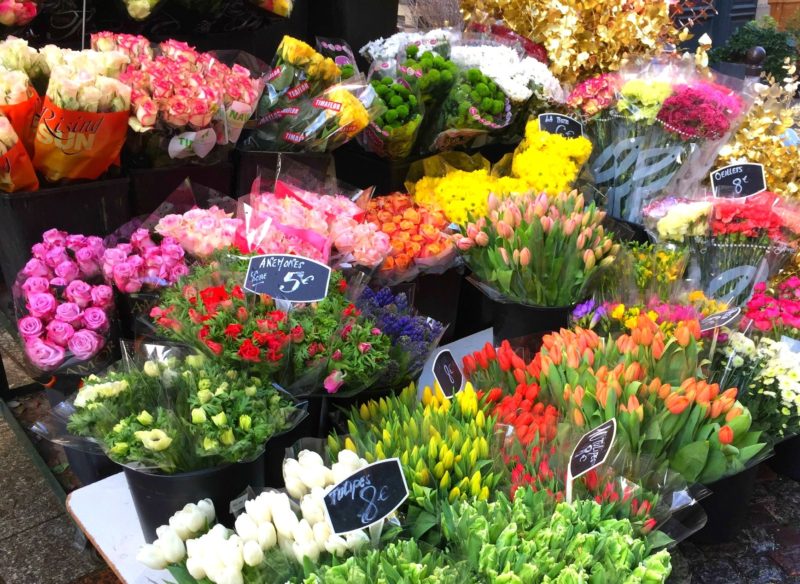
82,307 -> 109,332
65,280 -> 94,308
54,260 -> 80,283
49,277 -> 67,288
68,329 -> 104,362
169,263 -> 189,282
156,214 -> 182,235
42,229 -> 67,247
46,320 -> 75,347
75,247 -> 100,277
128,254 -> 145,270
26,292 -> 57,319
55,302 -> 84,326
22,258 -> 51,278
66,234 -> 87,249
17,316 -> 43,339
86,236 -> 106,257
160,243 -> 185,267
90,285 -> 114,309
130,228 -> 155,250
30,243 -> 48,260
112,262 -> 143,294
44,246 -> 69,269
25,337 -> 66,372
21,277 -> 50,298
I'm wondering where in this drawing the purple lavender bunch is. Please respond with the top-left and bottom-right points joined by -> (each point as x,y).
358,287 -> 445,387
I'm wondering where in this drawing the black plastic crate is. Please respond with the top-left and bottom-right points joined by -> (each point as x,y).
128,162 -> 234,217
0,178 -> 131,287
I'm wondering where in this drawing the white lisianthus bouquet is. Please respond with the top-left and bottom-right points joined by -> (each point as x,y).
138,449 -> 382,582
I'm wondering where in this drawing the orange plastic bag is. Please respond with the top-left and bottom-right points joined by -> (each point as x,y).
33,97 -> 129,182
0,140 -> 39,193
0,88 -> 40,157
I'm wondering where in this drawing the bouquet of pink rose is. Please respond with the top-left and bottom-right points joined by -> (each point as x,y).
155,206 -> 242,259
102,228 -> 189,294
14,229 -> 117,375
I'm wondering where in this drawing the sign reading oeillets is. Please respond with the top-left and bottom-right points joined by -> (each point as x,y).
709,163 -> 767,197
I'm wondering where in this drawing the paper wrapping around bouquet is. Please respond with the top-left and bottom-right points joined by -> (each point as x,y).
33,97 -> 129,182
0,88 -> 40,156
0,139 -> 39,193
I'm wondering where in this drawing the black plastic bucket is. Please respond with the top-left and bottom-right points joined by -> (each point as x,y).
124,451 -> 266,542
116,291 -> 161,341
492,301 -> 574,361
691,464 -> 759,544
391,268 -> 462,345
769,434 -> 800,481
64,446 -> 118,487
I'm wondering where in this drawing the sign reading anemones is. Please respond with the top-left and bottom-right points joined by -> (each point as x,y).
244,254 -> 331,302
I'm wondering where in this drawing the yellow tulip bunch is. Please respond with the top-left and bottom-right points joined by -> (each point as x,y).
328,383 -> 501,523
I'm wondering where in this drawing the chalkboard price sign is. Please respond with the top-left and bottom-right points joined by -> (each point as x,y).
433,349 -> 464,398
538,113 -> 584,138
323,459 -> 409,535
709,163 -> 767,197
699,307 -> 742,333
569,419 -> 617,481
244,254 -> 331,303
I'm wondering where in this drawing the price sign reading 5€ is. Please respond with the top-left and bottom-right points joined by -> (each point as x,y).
244,254 -> 331,303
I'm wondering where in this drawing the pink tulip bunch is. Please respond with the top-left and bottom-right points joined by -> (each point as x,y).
102,228 -> 189,294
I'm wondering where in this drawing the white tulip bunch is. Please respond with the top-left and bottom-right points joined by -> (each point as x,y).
137,450 -> 374,583
136,499 -> 215,570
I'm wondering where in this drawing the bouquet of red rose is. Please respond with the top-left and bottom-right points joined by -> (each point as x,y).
691,192 -> 799,306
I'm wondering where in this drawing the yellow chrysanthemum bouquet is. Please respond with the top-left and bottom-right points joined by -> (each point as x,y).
407,119 -> 592,225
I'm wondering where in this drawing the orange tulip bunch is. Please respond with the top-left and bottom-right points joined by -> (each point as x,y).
366,194 -> 455,283
536,316 -> 766,484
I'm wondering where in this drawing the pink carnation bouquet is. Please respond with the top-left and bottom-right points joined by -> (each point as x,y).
102,228 -> 189,293
744,278 -> 800,339
14,229 -> 115,373
155,206 -> 242,259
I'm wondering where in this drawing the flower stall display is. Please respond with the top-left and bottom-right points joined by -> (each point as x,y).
0,111 -> 37,192
13,230 -> 116,376
32,57 -> 131,182
455,189 -> 618,353
536,318 -> 766,484
365,193 -> 455,284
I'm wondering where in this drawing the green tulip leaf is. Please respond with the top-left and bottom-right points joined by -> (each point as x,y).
671,440 -> 710,483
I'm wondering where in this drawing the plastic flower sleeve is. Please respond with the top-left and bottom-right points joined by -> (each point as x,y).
245,81 -> 383,153
13,231 -> 121,382
425,66 -> 513,153
359,58 -> 425,160
206,50 -> 268,146
316,38 -> 359,81
0,111 -> 38,192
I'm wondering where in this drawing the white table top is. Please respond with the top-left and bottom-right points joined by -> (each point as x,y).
66,472 -> 172,584
66,329 -> 492,583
